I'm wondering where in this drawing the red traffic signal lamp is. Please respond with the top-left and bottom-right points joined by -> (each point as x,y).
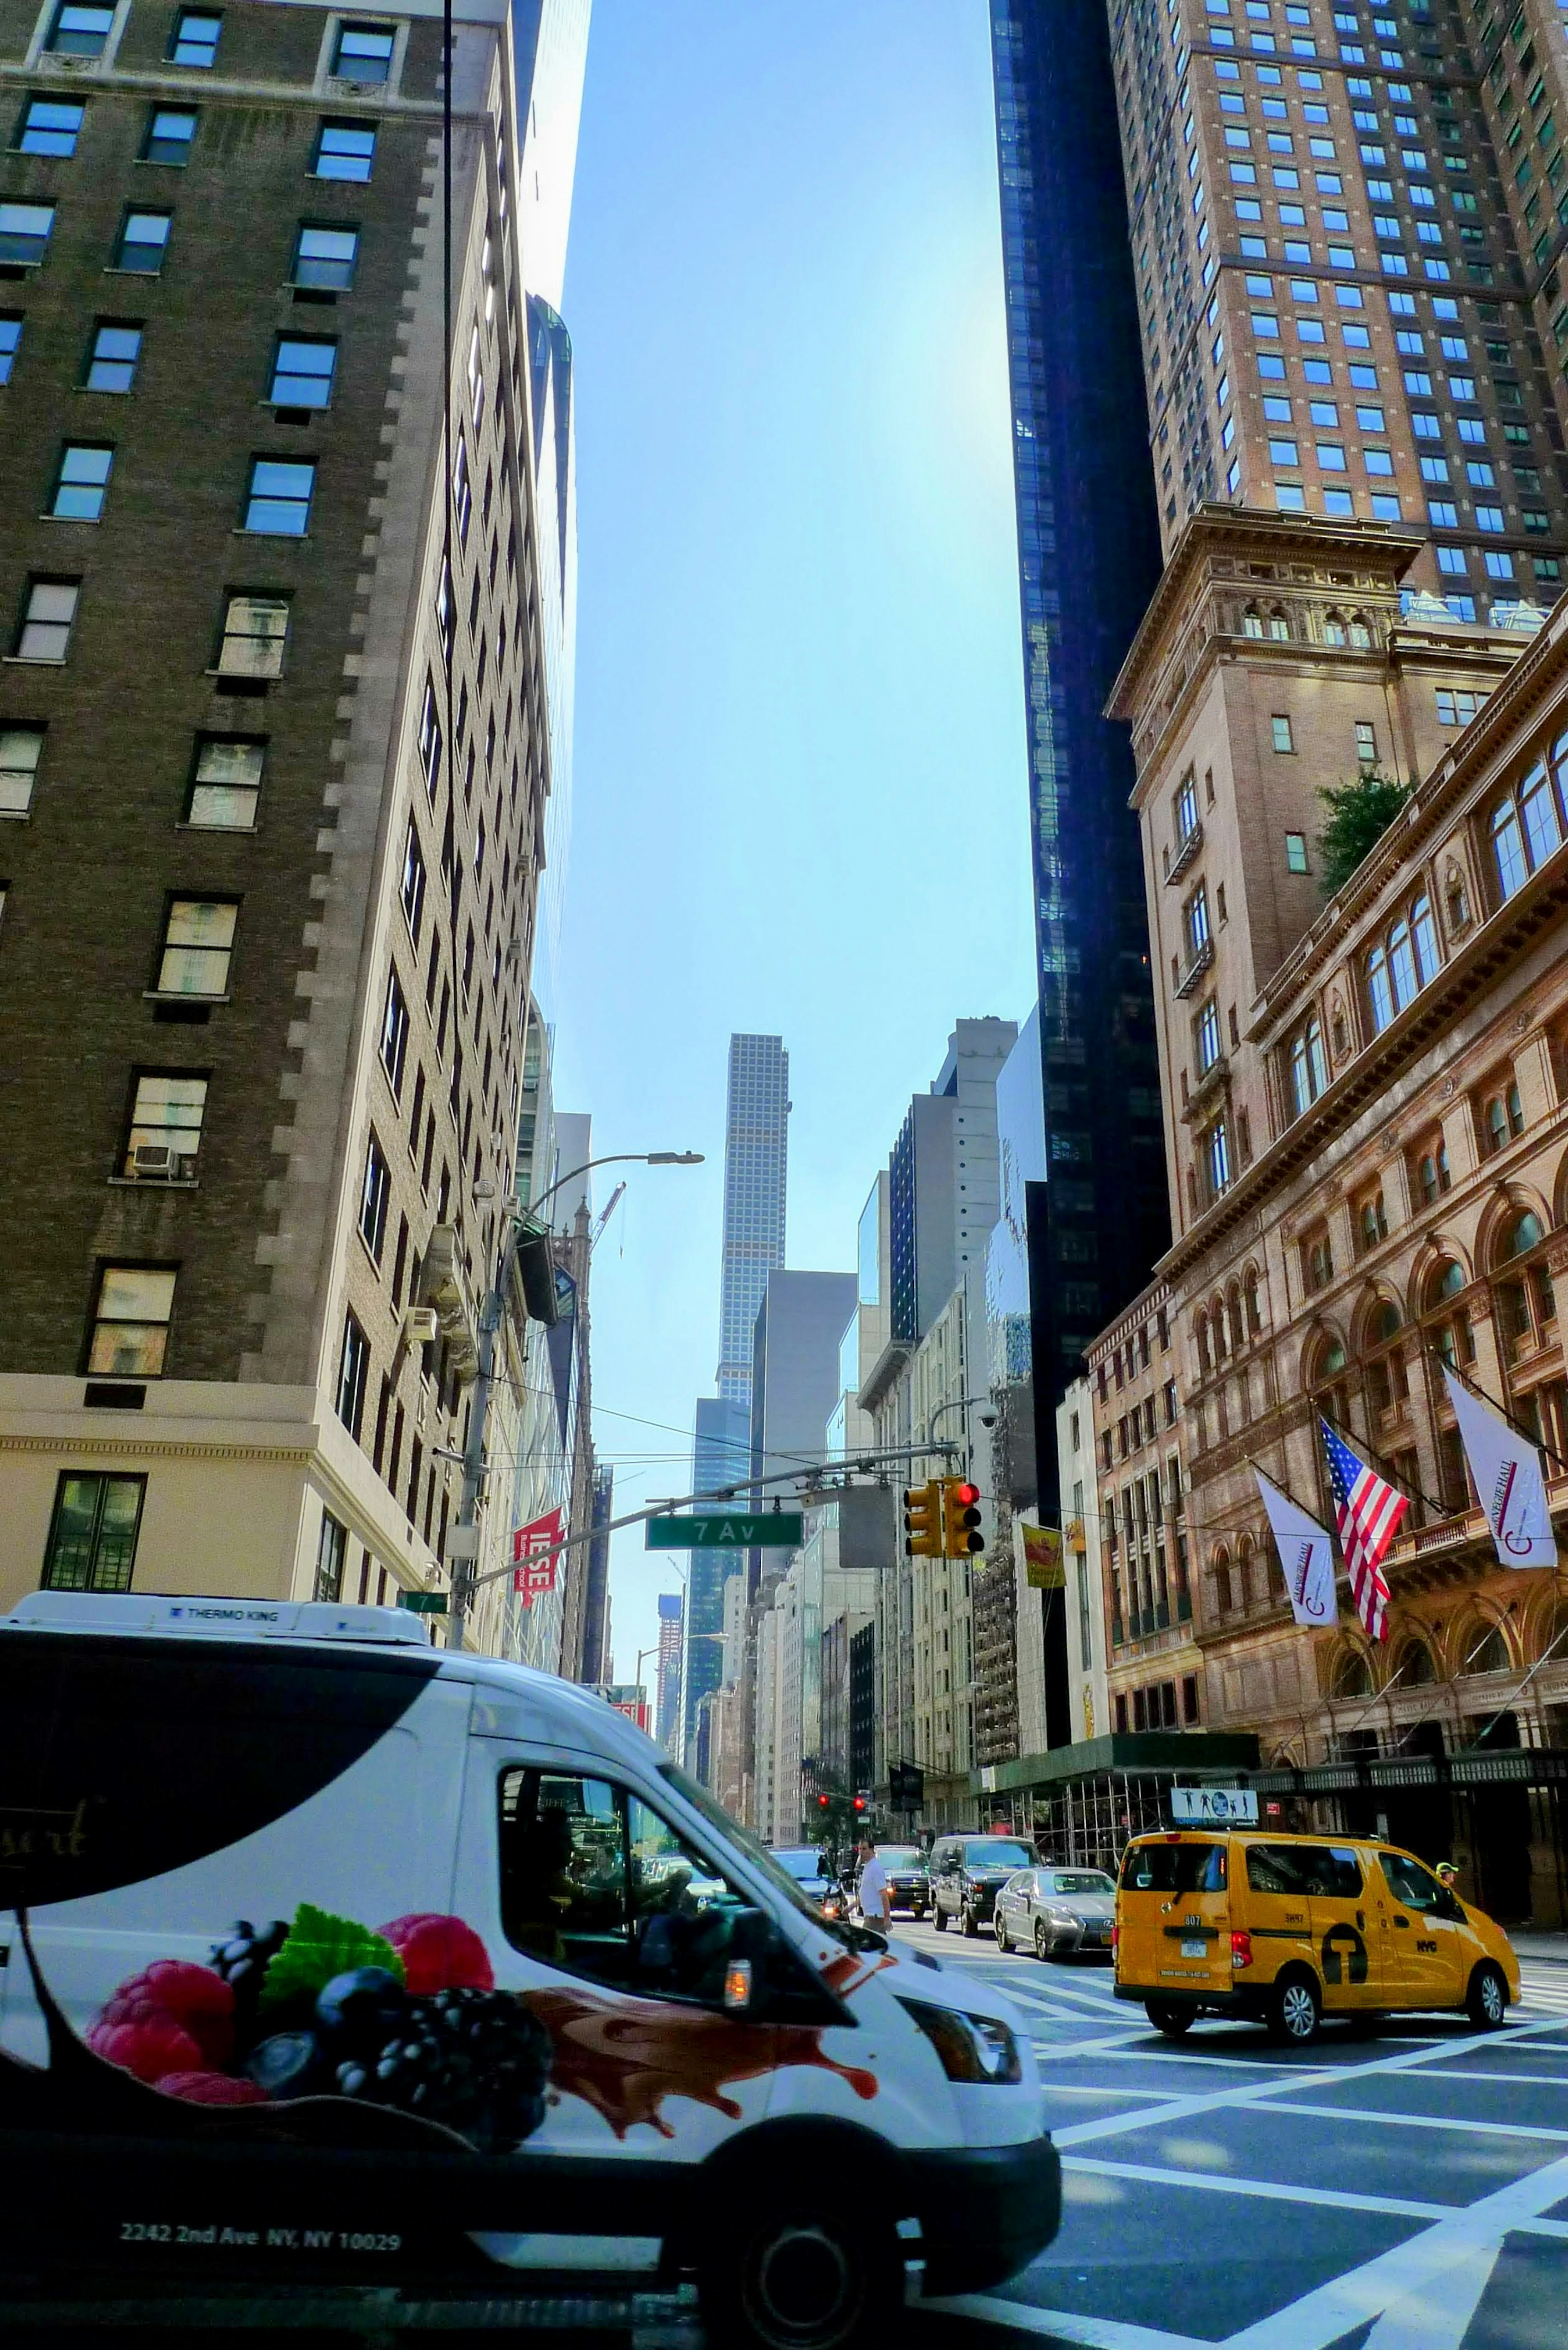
902,1482 -> 941,1556
817,1792 -> 831,1810
852,1794 -> 866,1814
941,1479 -> 984,1559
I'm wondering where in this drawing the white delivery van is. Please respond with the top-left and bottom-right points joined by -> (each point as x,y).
0,1593 -> 1059,2346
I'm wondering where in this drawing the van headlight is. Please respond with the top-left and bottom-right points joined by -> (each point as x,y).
897,1996 -> 1022,2085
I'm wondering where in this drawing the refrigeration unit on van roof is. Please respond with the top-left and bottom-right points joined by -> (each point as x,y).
2,1592 -> 433,1648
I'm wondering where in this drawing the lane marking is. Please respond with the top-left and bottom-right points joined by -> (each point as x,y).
1267,2097 -> 1568,2144
1062,2154 -> 1448,2223
1412,2066 -> 1568,2087
931,2295 -> 1210,2350
1052,2013 -> 1568,2151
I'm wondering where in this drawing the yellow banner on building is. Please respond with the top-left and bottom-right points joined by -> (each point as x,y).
1021,1523 -> 1065,1590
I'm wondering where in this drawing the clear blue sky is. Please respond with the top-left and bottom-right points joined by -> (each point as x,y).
551,0 -> 1036,1686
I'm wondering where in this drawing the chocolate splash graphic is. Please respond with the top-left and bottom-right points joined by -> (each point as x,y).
527,1984 -> 878,2140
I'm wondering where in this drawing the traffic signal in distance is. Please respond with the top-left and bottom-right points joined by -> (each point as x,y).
852,1794 -> 866,1814
902,1482 -> 941,1556
942,1480 -> 984,1558
817,1792 -> 830,1810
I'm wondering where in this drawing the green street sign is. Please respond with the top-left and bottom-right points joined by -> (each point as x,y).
399,1590 -> 449,1614
646,1512 -> 804,1552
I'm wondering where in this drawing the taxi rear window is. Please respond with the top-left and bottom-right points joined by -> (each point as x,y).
1119,1840 -> 1226,1893
1246,1842 -> 1362,1897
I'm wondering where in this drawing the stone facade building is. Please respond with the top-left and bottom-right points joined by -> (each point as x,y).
1110,505 -> 1568,1923
0,0 -> 562,1620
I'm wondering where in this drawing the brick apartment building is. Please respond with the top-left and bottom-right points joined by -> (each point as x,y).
0,0 -> 558,1616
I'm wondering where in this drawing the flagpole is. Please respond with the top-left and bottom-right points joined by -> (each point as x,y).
1438,1355 -> 1568,1478
1317,1403 -> 1448,1520
1470,1614 -> 1568,1750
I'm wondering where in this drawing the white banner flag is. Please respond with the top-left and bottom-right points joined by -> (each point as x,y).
1252,1464 -> 1338,1628
1442,1368 -> 1558,1569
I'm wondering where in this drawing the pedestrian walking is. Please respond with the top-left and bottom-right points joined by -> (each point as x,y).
857,1835 -> 891,1930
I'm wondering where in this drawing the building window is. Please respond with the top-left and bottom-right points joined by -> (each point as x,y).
170,9 -> 221,65
83,319 -> 141,390
359,1131 -> 390,1261
380,968 -> 409,1095
1185,883 -> 1210,957
1355,718 -> 1377,765
157,897 -> 236,996
244,457 -> 314,535
292,221 -> 358,288
0,202 -> 55,268
217,591 -> 288,678
1490,751 -> 1564,901
142,106 -> 197,163
1481,1078 -> 1525,1154
114,211 -> 172,273
1196,997 -> 1221,1071
1285,829 -> 1308,872
123,1071 -> 206,1179
187,736 -> 263,828
1414,1137 -> 1450,1202
1367,893 -> 1439,1030
270,334 -> 336,409
46,2 -> 114,56
1288,1015 -> 1328,1113
17,97 -> 85,155
314,1509 -> 347,1601
89,1265 -> 176,1376
400,819 -> 425,942
1303,1228 -> 1333,1291
49,442 -> 113,521
14,578 -> 79,660
331,20 -> 396,80
1206,1117 -> 1232,1197
314,119 -> 376,181
453,433 -> 472,544
336,1312 -> 370,1437
0,315 -> 20,381
42,1471 -> 146,1591
0,725 -> 44,816
418,675 -> 442,793
1355,1186 -> 1388,1252
468,321 -> 484,427
1271,713 -> 1294,752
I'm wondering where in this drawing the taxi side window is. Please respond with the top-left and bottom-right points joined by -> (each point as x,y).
1247,1843 -> 1361,1897
1120,1841 -> 1227,1893
1381,1851 -> 1450,1914
497,1766 -> 751,2002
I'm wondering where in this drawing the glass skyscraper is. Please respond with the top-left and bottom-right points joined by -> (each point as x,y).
716,1034 -> 790,1404
989,1 -> 1172,1487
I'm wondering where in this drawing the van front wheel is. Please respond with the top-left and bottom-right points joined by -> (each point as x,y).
702,2205 -> 899,2350
1268,1969 -> 1321,2047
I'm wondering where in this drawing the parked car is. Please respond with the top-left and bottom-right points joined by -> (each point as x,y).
768,1844 -> 846,1920
861,1844 -> 930,1920
993,1866 -> 1117,1960
930,1835 -> 1037,1937
1116,1827 -> 1520,2045
0,1590 -> 1061,2347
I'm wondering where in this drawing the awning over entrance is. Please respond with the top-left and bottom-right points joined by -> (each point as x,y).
971,1728 -> 1262,1798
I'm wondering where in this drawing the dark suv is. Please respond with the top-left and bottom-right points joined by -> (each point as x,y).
930,1835 -> 1036,1937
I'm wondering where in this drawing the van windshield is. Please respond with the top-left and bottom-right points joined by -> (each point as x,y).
657,1760 -> 884,1952
1120,1840 -> 1227,1893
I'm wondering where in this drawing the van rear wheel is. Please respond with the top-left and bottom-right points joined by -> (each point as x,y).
1268,1969 -> 1321,2047
701,2202 -> 900,2350
1145,1999 -> 1195,2038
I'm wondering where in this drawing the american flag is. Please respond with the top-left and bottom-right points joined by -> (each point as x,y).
1320,1421 -> 1407,1641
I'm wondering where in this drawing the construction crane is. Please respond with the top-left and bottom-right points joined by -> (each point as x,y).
589,1181 -> 626,1251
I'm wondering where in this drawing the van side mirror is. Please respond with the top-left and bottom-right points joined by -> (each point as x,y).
722,1906 -> 777,2010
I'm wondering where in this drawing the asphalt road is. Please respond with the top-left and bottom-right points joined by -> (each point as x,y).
889,1912 -> 1568,2350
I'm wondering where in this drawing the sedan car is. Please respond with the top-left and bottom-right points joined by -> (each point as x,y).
770,1844 -> 847,1919
993,1866 -> 1118,1960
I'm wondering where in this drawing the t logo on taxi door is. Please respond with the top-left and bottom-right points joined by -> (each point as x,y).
1321,1923 -> 1368,1985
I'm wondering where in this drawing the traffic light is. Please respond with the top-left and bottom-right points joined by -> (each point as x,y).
852,1794 -> 867,1815
941,1479 -> 984,1558
817,1792 -> 831,1810
902,1481 -> 940,1556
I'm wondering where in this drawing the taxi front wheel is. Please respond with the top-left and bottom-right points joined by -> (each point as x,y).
1466,1962 -> 1508,2030
1267,1969 -> 1321,2047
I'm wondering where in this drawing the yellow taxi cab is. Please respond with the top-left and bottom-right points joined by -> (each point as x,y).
1113,1828 -> 1520,2046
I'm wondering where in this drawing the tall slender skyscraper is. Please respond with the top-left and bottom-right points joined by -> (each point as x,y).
989,3 -> 1172,1494
716,1034 -> 790,1405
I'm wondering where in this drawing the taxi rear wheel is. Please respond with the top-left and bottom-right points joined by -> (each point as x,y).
1268,1969 -> 1321,2047
1466,1962 -> 1508,2030
1145,1999 -> 1195,2038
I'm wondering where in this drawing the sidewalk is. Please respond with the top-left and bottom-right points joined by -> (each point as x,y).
1508,1931 -> 1568,1966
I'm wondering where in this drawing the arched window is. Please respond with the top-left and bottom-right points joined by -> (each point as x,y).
1348,613 -> 1372,649
1430,1260 -> 1466,1304
1324,611 -> 1347,647
1213,1550 -> 1233,1613
1492,794 -> 1528,899
1244,1266 -> 1262,1336
1521,760 -> 1561,867
1269,607 -> 1290,641
1227,1285 -> 1245,1355
1372,1299 -> 1401,1344
1389,918 -> 1417,1010
1368,944 -> 1395,1032
1461,1621 -> 1509,1674
1212,1296 -> 1228,1361
1289,1017 -> 1328,1113
1196,1311 -> 1212,1374
1243,606 -> 1265,638
1411,894 -> 1439,984
1417,1142 -> 1451,1202
1423,1260 -> 1474,1374
1502,1210 -> 1544,1260
1486,1095 -> 1509,1154
1333,1648 -> 1373,1698
1394,1638 -> 1436,1687
1318,1336 -> 1347,1379
1491,756 -> 1567,899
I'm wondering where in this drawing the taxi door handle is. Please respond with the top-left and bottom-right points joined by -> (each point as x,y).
1356,1911 -> 1365,1930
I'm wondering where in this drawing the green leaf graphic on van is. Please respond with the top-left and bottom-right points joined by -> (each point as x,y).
258,1904 -> 404,2010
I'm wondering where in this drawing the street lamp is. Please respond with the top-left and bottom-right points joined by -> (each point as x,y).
447,1148 -> 704,1650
